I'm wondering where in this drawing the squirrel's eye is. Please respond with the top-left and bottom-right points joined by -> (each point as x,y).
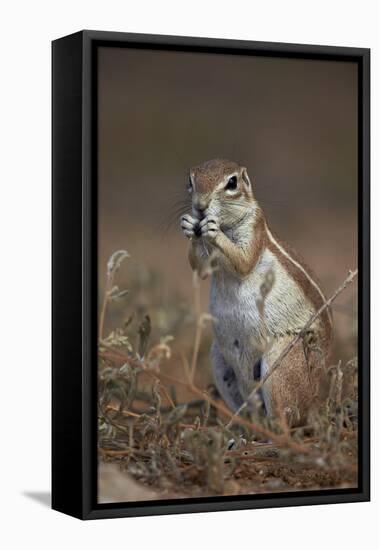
187,178 -> 193,193
225,176 -> 238,191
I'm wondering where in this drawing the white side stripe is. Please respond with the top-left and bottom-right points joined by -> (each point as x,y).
266,227 -> 332,323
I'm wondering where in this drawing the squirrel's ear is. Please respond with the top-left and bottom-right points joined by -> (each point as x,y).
241,167 -> 252,188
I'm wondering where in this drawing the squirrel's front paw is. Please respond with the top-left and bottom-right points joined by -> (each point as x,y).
200,215 -> 220,242
181,214 -> 201,239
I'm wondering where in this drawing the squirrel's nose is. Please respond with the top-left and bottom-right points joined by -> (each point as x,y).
194,200 -> 208,215
195,206 -> 206,219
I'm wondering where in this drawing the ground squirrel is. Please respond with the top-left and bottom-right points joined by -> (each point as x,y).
180,158 -> 332,425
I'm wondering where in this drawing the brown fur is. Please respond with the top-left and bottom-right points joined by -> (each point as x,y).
213,212 -> 267,277
263,336 -> 324,425
191,159 -> 240,194
265,227 -> 333,347
185,159 -> 332,424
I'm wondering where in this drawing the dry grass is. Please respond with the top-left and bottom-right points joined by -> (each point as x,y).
97,251 -> 358,502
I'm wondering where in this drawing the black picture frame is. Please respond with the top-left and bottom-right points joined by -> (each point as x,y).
52,30 -> 370,520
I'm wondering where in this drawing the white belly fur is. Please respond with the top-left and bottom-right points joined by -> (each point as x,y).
209,247 -> 314,395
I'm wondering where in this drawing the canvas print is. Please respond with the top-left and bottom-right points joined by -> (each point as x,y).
97,47 -> 358,504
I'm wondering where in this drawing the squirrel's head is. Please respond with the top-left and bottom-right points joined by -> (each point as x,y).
188,159 -> 258,229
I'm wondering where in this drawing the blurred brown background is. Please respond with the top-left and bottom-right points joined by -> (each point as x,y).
98,46 -> 358,363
